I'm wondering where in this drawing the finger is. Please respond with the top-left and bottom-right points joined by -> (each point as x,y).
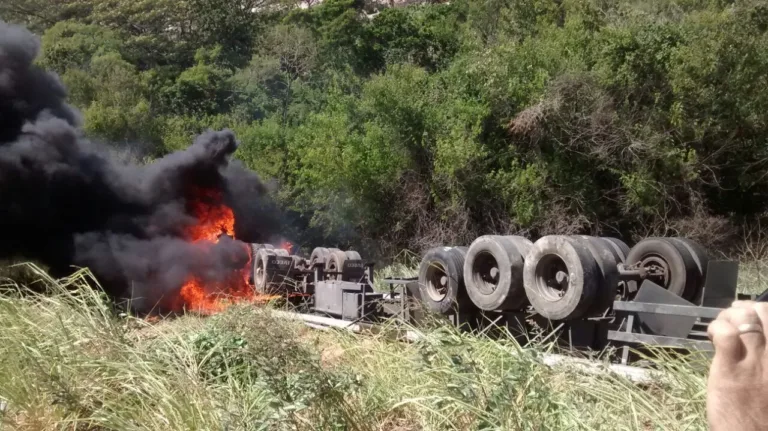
732,300 -> 756,310
722,306 -> 765,357
708,318 -> 746,367
735,300 -> 768,334
754,302 -> 768,333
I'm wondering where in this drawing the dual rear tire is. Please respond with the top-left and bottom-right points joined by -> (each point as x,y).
462,235 -> 530,312
417,246 -> 471,314
417,235 -> 625,319
416,234 -> 709,321
521,235 -> 708,319
522,236 -> 622,320
309,247 -> 364,281
624,237 -> 708,301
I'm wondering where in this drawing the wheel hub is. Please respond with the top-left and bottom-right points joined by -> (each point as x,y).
641,255 -> 670,288
425,262 -> 449,301
471,251 -> 501,295
534,254 -> 570,301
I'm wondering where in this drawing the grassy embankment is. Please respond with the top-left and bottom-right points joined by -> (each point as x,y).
1,257 -> 742,431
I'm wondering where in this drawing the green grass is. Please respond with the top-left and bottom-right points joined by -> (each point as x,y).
0,264 -> 714,431
736,260 -> 768,296
372,250 -> 420,292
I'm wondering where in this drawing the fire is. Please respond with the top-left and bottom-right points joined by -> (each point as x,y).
176,186 -> 278,314
183,187 -> 236,241
280,240 -> 294,253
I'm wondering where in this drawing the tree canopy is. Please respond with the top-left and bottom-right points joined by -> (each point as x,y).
3,0 -> 768,257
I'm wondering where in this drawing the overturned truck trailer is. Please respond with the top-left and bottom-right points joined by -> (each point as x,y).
248,235 -> 763,365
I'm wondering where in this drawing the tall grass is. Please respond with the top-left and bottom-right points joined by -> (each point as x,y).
372,250 -> 420,292
0,264 -> 711,430
736,260 -> 768,296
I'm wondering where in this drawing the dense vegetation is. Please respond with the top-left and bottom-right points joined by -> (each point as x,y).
4,0 -> 768,258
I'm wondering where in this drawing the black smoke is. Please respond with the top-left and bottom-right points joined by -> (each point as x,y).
0,21 -> 282,312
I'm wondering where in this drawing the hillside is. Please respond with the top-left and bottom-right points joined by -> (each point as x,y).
2,0 -> 768,260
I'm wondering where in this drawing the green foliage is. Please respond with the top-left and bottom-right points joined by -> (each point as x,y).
363,5 -> 463,72
79,53 -> 157,142
82,0 -> 198,68
0,0 -> 90,34
39,24 -> 158,143
489,162 -> 549,227
39,21 -> 123,74
160,114 -> 240,152
9,0 -> 768,253
159,47 -> 235,117
186,307 -> 362,428
184,0 -> 262,68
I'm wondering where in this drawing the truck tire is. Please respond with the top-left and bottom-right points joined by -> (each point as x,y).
452,246 -> 469,258
345,250 -> 362,261
666,237 -> 709,295
504,236 -> 534,259
625,238 -> 700,300
601,237 -> 630,263
450,246 -> 473,310
418,246 -> 469,315
523,235 -> 600,320
310,247 -> 330,268
254,248 -> 284,294
463,235 -> 527,311
326,248 -> 347,280
573,236 -> 619,315
253,248 -> 268,293
250,244 -> 265,287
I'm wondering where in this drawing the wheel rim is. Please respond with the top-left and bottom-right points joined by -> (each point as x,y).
425,261 -> 449,301
471,251 -> 500,295
534,254 -> 569,301
640,254 -> 670,288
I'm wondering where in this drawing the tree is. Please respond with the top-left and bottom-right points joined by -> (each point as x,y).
0,0 -> 88,33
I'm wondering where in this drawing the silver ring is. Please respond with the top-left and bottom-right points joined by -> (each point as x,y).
737,323 -> 764,335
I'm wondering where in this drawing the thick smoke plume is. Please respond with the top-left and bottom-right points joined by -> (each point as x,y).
0,21 -> 282,312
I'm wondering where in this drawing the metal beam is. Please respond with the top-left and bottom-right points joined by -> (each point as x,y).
271,309 -> 362,332
382,277 -> 418,285
613,301 -> 722,320
608,330 -> 714,351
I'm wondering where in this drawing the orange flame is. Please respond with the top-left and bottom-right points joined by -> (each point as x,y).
177,187 -> 278,315
280,240 -> 294,253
